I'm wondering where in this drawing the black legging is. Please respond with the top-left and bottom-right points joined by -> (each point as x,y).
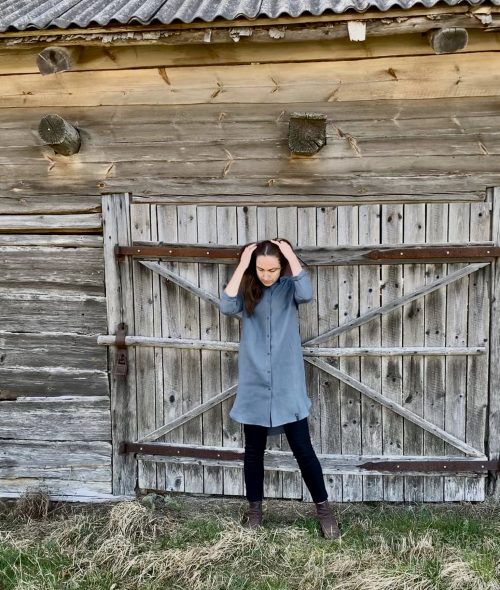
243,418 -> 328,503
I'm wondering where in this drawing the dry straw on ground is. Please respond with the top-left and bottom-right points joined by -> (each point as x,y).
2,493 -> 500,590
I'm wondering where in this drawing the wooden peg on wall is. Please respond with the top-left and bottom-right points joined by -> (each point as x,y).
289,113 -> 327,156
427,28 -> 468,54
38,114 -> 81,156
36,46 -> 82,75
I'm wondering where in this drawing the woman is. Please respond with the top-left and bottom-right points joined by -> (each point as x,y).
219,239 -> 340,540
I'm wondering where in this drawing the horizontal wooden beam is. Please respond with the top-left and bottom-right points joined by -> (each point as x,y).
4,52 -> 500,109
117,243 -> 500,265
0,214 -> 102,234
0,234 -> 102,247
108,174 -> 495,200
3,31 -> 500,74
132,192 -> 486,204
0,396 -> 110,440
96,335 -> 485,357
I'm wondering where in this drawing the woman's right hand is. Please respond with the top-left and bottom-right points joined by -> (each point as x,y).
239,243 -> 257,271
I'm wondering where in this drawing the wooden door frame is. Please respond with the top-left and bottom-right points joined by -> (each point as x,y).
102,191 -> 500,496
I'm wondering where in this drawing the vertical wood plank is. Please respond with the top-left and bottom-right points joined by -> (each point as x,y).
317,206 -> 342,503
257,207 -> 282,499
157,205 -> 184,493
150,206 -> 166,489
198,205 -> 223,495
131,204 -> 157,490
218,205 -> 243,497
402,203 -> 425,502
359,204 -> 383,501
277,206 -> 302,500
423,203 -> 448,502
338,205 -> 362,502
381,204 -> 404,501
297,206 -> 319,502
465,199 -> 490,501
101,193 -> 137,495
489,187 -> 500,500
444,203 -> 470,501
177,205 -> 203,493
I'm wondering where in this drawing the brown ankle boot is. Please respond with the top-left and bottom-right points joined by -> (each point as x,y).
315,501 -> 341,540
243,501 -> 263,528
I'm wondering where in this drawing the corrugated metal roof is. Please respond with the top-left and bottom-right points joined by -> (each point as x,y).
0,0 -> 498,32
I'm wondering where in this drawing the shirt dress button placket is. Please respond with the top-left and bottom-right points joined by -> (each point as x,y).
267,295 -> 273,425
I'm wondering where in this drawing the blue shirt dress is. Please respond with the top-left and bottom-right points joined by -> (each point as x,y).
219,269 -> 313,431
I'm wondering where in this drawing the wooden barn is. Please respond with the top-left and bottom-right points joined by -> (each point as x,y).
1,0 -> 500,504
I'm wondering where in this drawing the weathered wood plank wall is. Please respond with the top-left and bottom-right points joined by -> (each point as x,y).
1,98 -> 500,201
0,218 -> 110,497
131,201 -> 490,501
1,28 -> 500,501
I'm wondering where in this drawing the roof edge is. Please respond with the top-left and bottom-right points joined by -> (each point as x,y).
0,2 -> 493,37
0,3 -> 497,46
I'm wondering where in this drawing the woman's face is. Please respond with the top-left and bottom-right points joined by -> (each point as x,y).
256,254 -> 281,287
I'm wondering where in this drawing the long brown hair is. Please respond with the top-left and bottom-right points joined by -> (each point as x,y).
239,240 -> 290,314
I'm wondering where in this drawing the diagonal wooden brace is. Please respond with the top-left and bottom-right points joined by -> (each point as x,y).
306,356 -> 485,458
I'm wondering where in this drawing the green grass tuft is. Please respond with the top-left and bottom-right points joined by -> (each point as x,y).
1,499 -> 500,590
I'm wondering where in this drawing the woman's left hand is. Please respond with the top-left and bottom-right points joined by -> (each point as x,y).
270,239 -> 295,261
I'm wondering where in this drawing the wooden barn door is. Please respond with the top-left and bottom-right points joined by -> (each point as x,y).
102,193 -> 497,502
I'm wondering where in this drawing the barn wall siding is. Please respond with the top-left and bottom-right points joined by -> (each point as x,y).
0,98 -> 498,201
1,27 -> 500,501
0,229 -> 111,498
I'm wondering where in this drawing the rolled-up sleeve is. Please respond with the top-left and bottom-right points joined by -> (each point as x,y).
219,291 -> 244,316
291,269 -> 313,305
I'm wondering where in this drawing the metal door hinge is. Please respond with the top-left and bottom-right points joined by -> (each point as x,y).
114,322 -> 128,377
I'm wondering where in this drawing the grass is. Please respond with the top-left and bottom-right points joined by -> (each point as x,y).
1,493 -> 500,590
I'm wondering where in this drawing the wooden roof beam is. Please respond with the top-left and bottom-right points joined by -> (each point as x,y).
0,8 -> 498,48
